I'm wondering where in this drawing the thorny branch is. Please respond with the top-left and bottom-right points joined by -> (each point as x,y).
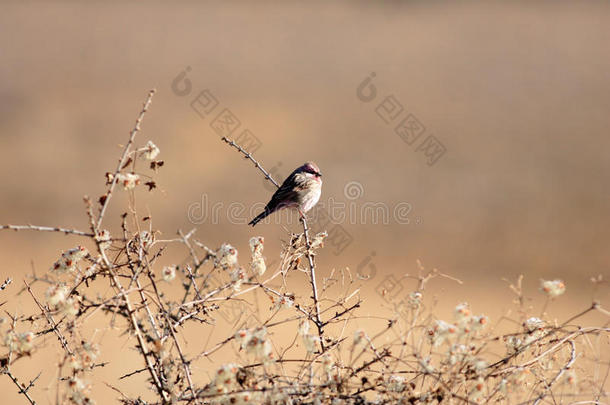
97,89 -> 156,228
4,369 -> 38,405
0,93 -> 606,405
220,135 -> 326,352
0,224 -> 94,237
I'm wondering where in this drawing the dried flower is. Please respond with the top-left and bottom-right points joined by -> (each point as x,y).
310,231 -> 327,249
388,375 -> 406,392
524,317 -> 545,333
428,320 -> 457,346
353,329 -> 368,346
472,358 -> 487,374
303,333 -> 318,353
68,355 -> 82,371
321,353 -> 334,374
236,327 -> 273,362
138,230 -> 153,249
230,268 -> 246,291
505,336 -> 523,355
210,363 -> 240,394
273,295 -> 293,310
235,329 -> 250,347
162,266 -> 176,282
249,237 -> 266,276
469,315 -> 488,332
4,331 -> 35,354
80,342 -> 99,369
298,320 -> 310,336
61,297 -> 79,317
251,256 -> 266,277
51,246 -> 88,273
141,140 -> 160,160
249,236 -> 264,255
46,284 -> 69,306
447,343 -> 472,366
95,229 -> 112,250
454,303 -> 471,323
67,376 -> 94,405
218,243 -> 238,268
540,279 -> 566,298
117,173 -> 140,190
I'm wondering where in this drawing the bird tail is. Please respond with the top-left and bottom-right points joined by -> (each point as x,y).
248,208 -> 271,226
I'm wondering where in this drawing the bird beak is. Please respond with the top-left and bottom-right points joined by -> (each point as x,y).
317,172 -> 322,177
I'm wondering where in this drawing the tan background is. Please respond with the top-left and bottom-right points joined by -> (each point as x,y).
0,1 -> 609,402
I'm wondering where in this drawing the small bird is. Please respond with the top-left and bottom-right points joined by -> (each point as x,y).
249,162 -> 322,226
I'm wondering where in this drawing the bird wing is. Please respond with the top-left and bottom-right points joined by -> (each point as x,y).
266,173 -> 308,211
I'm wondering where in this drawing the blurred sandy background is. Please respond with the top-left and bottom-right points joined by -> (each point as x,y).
1,1 -> 609,402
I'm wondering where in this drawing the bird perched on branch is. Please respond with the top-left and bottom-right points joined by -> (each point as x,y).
249,162 -> 322,226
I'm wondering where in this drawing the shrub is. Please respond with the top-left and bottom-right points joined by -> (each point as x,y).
1,90 -> 608,404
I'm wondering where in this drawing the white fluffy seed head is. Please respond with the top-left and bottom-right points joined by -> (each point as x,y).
540,279 -> 566,298
218,243 -> 238,268
141,140 -> 160,160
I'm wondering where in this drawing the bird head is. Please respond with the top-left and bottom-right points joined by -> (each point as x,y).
300,162 -> 322,179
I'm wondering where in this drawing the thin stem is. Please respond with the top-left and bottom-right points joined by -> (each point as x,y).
5,370 -> 38,405
85,197 -> 169,402
24,280 -> 73,356
220,136 -> 280,188
0,224 -> 93,237
97,89 -> 156,228
532,340 -> 577,405
220,136 -> 326,352
300,213 -> 325,352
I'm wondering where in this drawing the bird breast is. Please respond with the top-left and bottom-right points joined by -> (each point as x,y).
299,181 -> 322,212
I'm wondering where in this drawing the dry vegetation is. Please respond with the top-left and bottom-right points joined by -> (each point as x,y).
0,90 -> 608,404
